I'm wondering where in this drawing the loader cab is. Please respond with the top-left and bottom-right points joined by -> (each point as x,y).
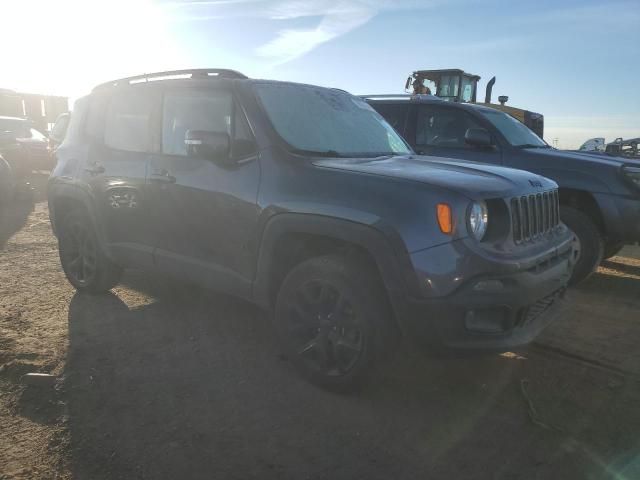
405,69 -> 480,103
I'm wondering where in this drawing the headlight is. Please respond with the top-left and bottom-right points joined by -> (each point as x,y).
622,166 -> 640,190
468,201 -> 488,241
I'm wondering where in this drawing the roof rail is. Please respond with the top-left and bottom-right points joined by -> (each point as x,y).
359,94 -> 441,101
93,68 -> 248,91
359,94 -> 413,99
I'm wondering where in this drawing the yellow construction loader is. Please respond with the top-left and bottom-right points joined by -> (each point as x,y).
405,69 -> 544,138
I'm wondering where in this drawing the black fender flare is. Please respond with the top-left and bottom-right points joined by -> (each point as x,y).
252,213 -> 415,325
48,182 -> 114,261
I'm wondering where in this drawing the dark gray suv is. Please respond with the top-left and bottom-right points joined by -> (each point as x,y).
48,69 -> 575,389
367,94 -> 640,284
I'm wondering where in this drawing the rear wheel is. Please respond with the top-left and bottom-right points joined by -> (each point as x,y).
274,254 -> 390,391
58,209 -> 122,293
560,206 -> 604,285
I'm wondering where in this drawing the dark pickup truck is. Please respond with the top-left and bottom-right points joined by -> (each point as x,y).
367,95 -> 640,283
49,70 -> 575,390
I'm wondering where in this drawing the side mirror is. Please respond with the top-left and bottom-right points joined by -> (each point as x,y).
185,130 -> 230,162
465,128 -> 492,147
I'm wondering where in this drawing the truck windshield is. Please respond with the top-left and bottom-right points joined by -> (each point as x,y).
479,109 -> 548,148
254,83 -> 411,157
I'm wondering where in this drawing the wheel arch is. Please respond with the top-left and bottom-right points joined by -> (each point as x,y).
559,187 -> 606,236
48,184 -> 112,258
252,213 -> 413,333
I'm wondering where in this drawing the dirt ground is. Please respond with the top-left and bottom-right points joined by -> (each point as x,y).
1,173 -> 639,479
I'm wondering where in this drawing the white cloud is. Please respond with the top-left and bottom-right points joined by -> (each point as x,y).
167,0 -> 434,64
256,3 -> 376,65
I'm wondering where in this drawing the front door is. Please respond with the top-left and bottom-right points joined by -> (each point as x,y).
412,105 -> 503,165
147,86 -> 261,298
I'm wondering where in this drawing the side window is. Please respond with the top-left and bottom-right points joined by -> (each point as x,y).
62,97 -> 89,146
86,94 -> 109,143
162,90 -> 232,156
371,104 -> 409,134
105,90 -> 154,153
50,114 -> 70,141
416,107 -> 482,149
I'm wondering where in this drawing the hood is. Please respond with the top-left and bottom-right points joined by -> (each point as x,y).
313,154 -> 557,199
526,147 -> 640,168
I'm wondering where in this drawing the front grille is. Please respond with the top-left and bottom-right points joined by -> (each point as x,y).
510,189 -> 560,243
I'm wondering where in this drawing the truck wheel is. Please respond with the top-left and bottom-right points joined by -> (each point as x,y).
560,206 -> 604,285
603,241 -> 625,260
274,254 -> 390,391
58,209 -> 122,293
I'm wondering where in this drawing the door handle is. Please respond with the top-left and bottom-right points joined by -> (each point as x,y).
84,162 -> 105,174
150,169 -> 176,183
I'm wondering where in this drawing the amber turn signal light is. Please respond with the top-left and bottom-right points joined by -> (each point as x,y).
437,203 -> 453,234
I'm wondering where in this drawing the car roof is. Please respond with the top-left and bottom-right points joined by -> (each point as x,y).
91,70 -> 357,99
362,95 -> 497,113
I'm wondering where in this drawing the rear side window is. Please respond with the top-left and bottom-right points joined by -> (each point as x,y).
371,103 -> 409,134
62,97 -> 89,146
162,89 -> 232,156
85,94 -> 110,142
50,114 -> 70,141
105,90 -> 155,153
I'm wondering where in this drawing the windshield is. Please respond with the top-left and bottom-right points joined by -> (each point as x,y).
479,109 -> 548,147
254,83 -> 411,157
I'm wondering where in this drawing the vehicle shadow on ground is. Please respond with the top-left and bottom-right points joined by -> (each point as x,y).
575,269 -> 640,302
0,194 -> 35,249
61,273 -> 614,480
0,171 -> 49,249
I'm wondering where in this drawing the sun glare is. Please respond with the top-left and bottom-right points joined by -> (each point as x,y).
0,0 -> 182,99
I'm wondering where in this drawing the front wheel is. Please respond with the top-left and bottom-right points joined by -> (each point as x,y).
274,254 -> 391,391
560,206 -> 604,285
58,209 -> 122,293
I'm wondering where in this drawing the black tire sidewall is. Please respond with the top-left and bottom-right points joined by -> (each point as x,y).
58,209 -> 121,293
561,206 -> 603,285
274,254 -> 388,391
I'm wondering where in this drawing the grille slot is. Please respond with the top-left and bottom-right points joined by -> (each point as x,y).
511,189 -> 560,243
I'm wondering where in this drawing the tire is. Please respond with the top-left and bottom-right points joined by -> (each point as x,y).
58,209 -> 122,293
603,241 -> 625,260
560,206 -> 604,285
274,253 -> 391,391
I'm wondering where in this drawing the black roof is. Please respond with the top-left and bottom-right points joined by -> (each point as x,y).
412,69 -> 481,82
361,94 -> 495,112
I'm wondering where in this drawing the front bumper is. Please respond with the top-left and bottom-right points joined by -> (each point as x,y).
398,236 -> 575,353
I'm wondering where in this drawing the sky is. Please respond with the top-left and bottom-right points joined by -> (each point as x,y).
1,0 -> 639,148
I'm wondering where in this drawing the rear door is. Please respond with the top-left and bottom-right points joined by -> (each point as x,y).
78,87 -> 160,268
147,85 -> 261,298
413,105 -> 503,165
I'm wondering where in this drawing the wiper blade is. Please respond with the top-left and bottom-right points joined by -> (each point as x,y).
292,148 -> 345,157
516,144 -> 550,149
